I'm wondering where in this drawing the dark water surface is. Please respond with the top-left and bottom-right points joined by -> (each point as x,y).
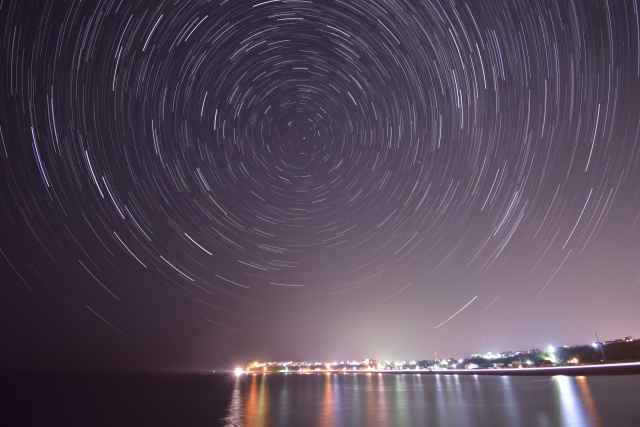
3,371 -> 639,426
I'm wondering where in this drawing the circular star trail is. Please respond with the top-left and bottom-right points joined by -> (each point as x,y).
2,0 -> 640,366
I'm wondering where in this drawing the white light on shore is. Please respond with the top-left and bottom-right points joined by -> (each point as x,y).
235,367 -> 244,375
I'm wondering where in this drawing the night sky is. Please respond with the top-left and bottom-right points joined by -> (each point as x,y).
2,0 -> 640,372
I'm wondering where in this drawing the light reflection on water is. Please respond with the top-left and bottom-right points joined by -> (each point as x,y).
221,376 -> 243,427
575,376 -> 602,426
223,373 -> 639,427
553,375 -> 602,427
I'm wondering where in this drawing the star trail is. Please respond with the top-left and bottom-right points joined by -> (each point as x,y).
1,0 -> 640,371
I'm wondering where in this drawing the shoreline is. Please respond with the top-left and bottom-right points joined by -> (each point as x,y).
244,361 -> 640,376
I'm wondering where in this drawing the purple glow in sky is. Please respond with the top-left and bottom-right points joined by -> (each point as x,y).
1,0 -> 639,372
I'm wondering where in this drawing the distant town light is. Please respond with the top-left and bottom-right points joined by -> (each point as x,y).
547,345 -> 555,353
235,367 -> 244,375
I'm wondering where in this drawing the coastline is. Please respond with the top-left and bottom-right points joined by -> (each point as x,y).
244,361 -> 640,376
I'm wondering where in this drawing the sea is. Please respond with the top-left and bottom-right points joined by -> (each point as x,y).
2,370 -> 640,426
